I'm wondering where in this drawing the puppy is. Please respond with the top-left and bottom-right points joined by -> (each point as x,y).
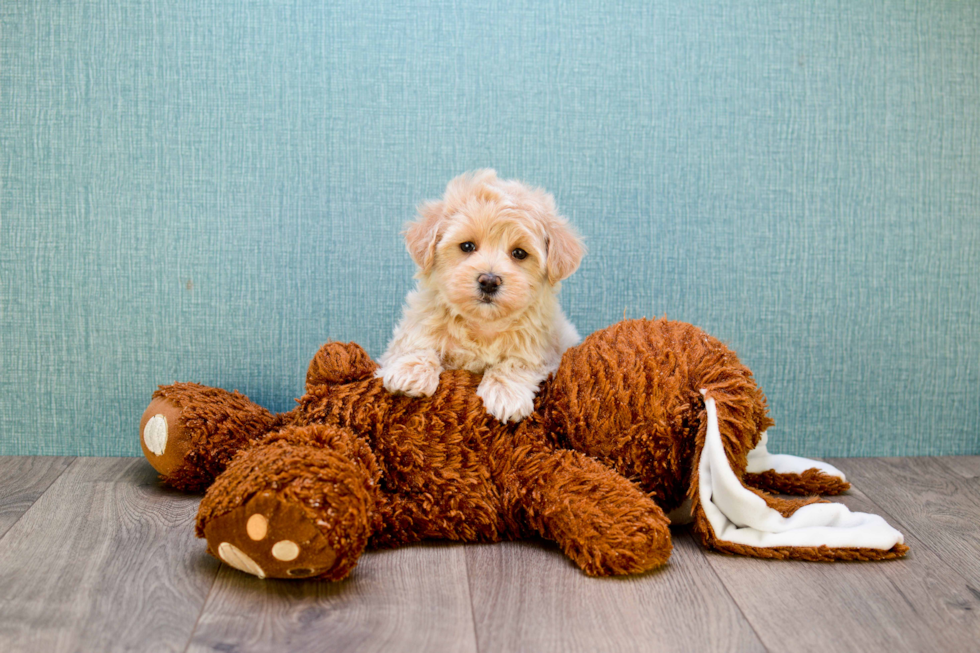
377,169 -> 585,423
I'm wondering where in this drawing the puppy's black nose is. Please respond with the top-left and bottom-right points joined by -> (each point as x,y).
478,273 -> 502,295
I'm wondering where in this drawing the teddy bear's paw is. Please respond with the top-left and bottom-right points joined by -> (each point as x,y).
377,352 -> 443,398
477,375 -> 536,423
139,396 -> 192,478
204,491 -> 337,580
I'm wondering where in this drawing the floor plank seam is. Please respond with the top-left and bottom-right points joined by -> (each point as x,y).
830,459 -> 980,617
934,457 -> 980,495
0,456 -> 77,544
831,460 -> 976,573
4,456 -> 977,652
841,488 -> 919,544
462,550 -> 483,653
682,530 -> 774,653
842,465 -> 958,565
178,547 -> 224,653
823,458 -> 925,542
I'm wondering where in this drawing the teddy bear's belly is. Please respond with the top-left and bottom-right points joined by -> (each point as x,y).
367,426 -> 519,546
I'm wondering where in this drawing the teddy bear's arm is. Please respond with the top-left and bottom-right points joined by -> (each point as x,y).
140,383 -> 289,492
502,447 -> 672,576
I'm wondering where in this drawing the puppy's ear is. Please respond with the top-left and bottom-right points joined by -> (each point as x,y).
403,200 -> 445,273
545,217 -> 585,284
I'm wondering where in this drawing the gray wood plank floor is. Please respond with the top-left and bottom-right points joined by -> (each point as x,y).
0,455 -> 978,653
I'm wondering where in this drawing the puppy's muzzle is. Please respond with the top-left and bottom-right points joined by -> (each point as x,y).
477,273 -> 502,296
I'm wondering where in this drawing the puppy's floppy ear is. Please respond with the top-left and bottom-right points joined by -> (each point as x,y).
545,217 -> 585,284
403,200 -> 445,273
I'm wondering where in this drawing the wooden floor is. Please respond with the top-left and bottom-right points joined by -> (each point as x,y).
0,456 -> 978,652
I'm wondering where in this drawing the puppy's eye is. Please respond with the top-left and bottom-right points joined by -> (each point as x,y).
460,241 -> 476,253
511,248 -> 528,260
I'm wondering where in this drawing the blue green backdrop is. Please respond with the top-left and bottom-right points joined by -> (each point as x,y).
2,1 -> 978,457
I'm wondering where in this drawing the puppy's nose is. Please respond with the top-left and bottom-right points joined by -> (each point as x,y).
478,273 -> 502,295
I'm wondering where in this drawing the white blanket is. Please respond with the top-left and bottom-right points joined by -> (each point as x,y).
698,392 -> 905,550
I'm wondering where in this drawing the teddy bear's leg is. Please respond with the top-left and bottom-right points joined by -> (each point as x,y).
691,393 -> 908,561
742,431 -> 851,495
506,448 -> 673,576
139,382 -> 286,492
196,424 -> 379,581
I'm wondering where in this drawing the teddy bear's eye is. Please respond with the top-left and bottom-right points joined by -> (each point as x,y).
460,241 -> 476,253
512,248 -> 528,260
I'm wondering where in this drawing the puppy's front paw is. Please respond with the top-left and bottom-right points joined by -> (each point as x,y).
477,375 -> 536,423
377,352 -> 443,398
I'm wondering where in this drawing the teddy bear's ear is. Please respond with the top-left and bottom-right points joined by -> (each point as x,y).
306,342 -> 378,390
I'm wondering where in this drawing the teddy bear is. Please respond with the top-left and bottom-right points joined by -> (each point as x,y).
139,318 -> 907,581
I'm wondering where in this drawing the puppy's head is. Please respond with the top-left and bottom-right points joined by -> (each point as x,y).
404,169 -> 585,322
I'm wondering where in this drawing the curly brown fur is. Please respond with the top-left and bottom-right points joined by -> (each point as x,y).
306,341 -> 379,388
501,446 -> 672,575
299,366 -> 673,574
154,361 -> 672,578
745,468 -> 851,496
146,383 -> 288,492
198,425 -> 378,581
543,319 -> 772,513
141,317 -> 905,579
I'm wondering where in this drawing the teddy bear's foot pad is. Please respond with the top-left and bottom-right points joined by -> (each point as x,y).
140,397 -> 190,477
204,491 -> 336,579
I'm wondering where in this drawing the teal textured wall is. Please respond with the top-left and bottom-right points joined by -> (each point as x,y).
2,1 -> 978,457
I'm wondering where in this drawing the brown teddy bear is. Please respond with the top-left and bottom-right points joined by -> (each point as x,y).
139,319 -> 907,581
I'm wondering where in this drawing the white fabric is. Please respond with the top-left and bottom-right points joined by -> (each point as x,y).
746,431 -> 847,479
698,392 -> 904,550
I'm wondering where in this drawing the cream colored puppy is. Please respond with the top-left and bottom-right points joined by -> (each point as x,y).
377,169 -> 585,423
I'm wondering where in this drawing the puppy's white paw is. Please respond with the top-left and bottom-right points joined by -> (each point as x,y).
377,352 -> 443,398
477,375 -> 536,423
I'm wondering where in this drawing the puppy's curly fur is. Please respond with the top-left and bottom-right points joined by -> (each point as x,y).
377,170 -> 585,422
